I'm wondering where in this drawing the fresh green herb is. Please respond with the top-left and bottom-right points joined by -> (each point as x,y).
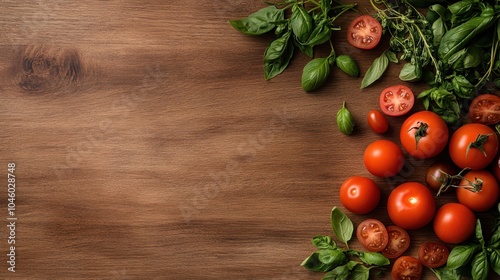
360,51 -> 390,89
229,1 -> 357,92
335,55 -> 360,77
336,101 -> 355,135
301,207 -> 390,279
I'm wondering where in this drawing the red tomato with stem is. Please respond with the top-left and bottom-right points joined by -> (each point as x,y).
468,94 -> 500,125
456,170 -> 499,212
391,256 -> 423,280
418,241 -> 449,268
379,85 -> 414,116
400,111 -> 449,159
381,225 -> 410,259
339,176 -> 380,214
347,15 -> 382,50
449,123 -> 498,170
433,203 -> 476,244
363,139 -> 405,177
356,219 -> 389,252
367,110 -> 389,134
425,161 -> 458,192
387,182 -> 436,230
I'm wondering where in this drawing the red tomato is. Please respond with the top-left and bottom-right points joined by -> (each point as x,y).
367,110 -> 389,134
347,15 -> 382,50
433,203 -> 476,244
418,241 -> 449,268
387,182 -> 436,230
339,176 -> 380,214
456,170 -> 499,212
379,85 -> 415,116
468,94 -> 500,125
391,256 -> 423,280
425,161 -> 457,192
449,123 -> 498,170
356,219 -> 389,252
363,139 -> 405,177
400,111 -> 449,159
381,225 -> 410,259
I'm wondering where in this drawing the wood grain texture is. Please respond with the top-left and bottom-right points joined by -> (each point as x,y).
0,0 -> 497,279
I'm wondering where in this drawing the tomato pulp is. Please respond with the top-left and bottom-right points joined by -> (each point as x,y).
468,93 -> 500,125
381,225 -> 410,259
347,15 -> 382,50
356,219 -> 389,252
391,256 -> 423,280
379,85 -> 415,116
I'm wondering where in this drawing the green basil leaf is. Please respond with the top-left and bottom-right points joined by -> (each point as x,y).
322,261 -> 358,280
432,266 -> 463,280
301,57 -> 332,92
264,32 -> 294,80
228,6 -> 284,35
295,40 -> 314,58
452,75 -> 475,99
312,235 -> 336,249
301,252 -> 335,272
330,206 -> 353,246
490,220 -> 500,249
385,50 -> 399,63
429,4 -> 450,20
399,62 -> 422,82
359,252 -> 390,266
471,250 -> 489,280
336,101 -> 355,135
361,52 -> 389,89
305,19 -> 332,47
447,243 -> 481,269
350,264 -> 369,280
475,219 -> 485,247
489,249 -> 500,276
448,0 -> 474,16
335,55 -> 360,77
432,17 -> 446,46
318,248 -> 348,266
291,4 -> 313,43
463,46 -> 483,69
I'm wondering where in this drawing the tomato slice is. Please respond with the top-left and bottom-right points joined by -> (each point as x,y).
418,241 -> 449,268
356,219 -> 389,252
347,15 -> 382,50
391,256 -> 423,280
468,94 -> 500,125
379,85 -> 415,116
381,226 -> 410,259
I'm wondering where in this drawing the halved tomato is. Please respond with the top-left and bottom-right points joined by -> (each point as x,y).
468,94 -> 500,125
347,15 -> 383,50
418,241 -> 449,268
391,256 -> 423,280
379,85 -> 415,116
356,219 -> 389,252
381,226 -> 410,259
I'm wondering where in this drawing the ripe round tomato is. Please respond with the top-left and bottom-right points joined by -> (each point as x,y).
449,123 -> 498,170
391,256 -> 423,280
468,94 -> 500,125
363,139 -> 405,177
356,219 -> 389,252
347,15 -> 382,50
425,161 -> 458,192
381,225 -> 410,259
418,241 -> 449,268
456,170 -> 499,212
367,110 -> 389,134
339,176 -> 380,214
433,203 -> 476,244
387,182 -> 436,230
379,85 -> 415,116
400,111 -> 449,159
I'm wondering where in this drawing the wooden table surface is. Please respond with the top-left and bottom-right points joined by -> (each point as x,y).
0,1 -> 497,279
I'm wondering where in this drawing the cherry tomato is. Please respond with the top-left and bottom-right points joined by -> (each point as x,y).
418,241 -> 449,268
381,225 -> 410,259
387,182 -> 436,230
379,85 -> 415,116
363,139 -> 405,177
356,219 -> 389,252
347,15 -> 382,50
425,161 -> 457,192
433,203 -> 476,244
400,111 -> 449,159
339,176 -> 380,214
449,123 -> 498,170
391,256 -> 423,280
456,170 -> 499,212
468,94 -> 500,125
367,110 -> 389,134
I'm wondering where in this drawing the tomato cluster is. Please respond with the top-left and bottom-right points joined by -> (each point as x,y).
338,87 -> 500,279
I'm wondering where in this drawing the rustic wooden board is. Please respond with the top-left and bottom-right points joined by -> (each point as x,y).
0,0 -> 497,279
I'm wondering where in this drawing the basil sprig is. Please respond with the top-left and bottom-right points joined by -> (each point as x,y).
301,207 -> 390,279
